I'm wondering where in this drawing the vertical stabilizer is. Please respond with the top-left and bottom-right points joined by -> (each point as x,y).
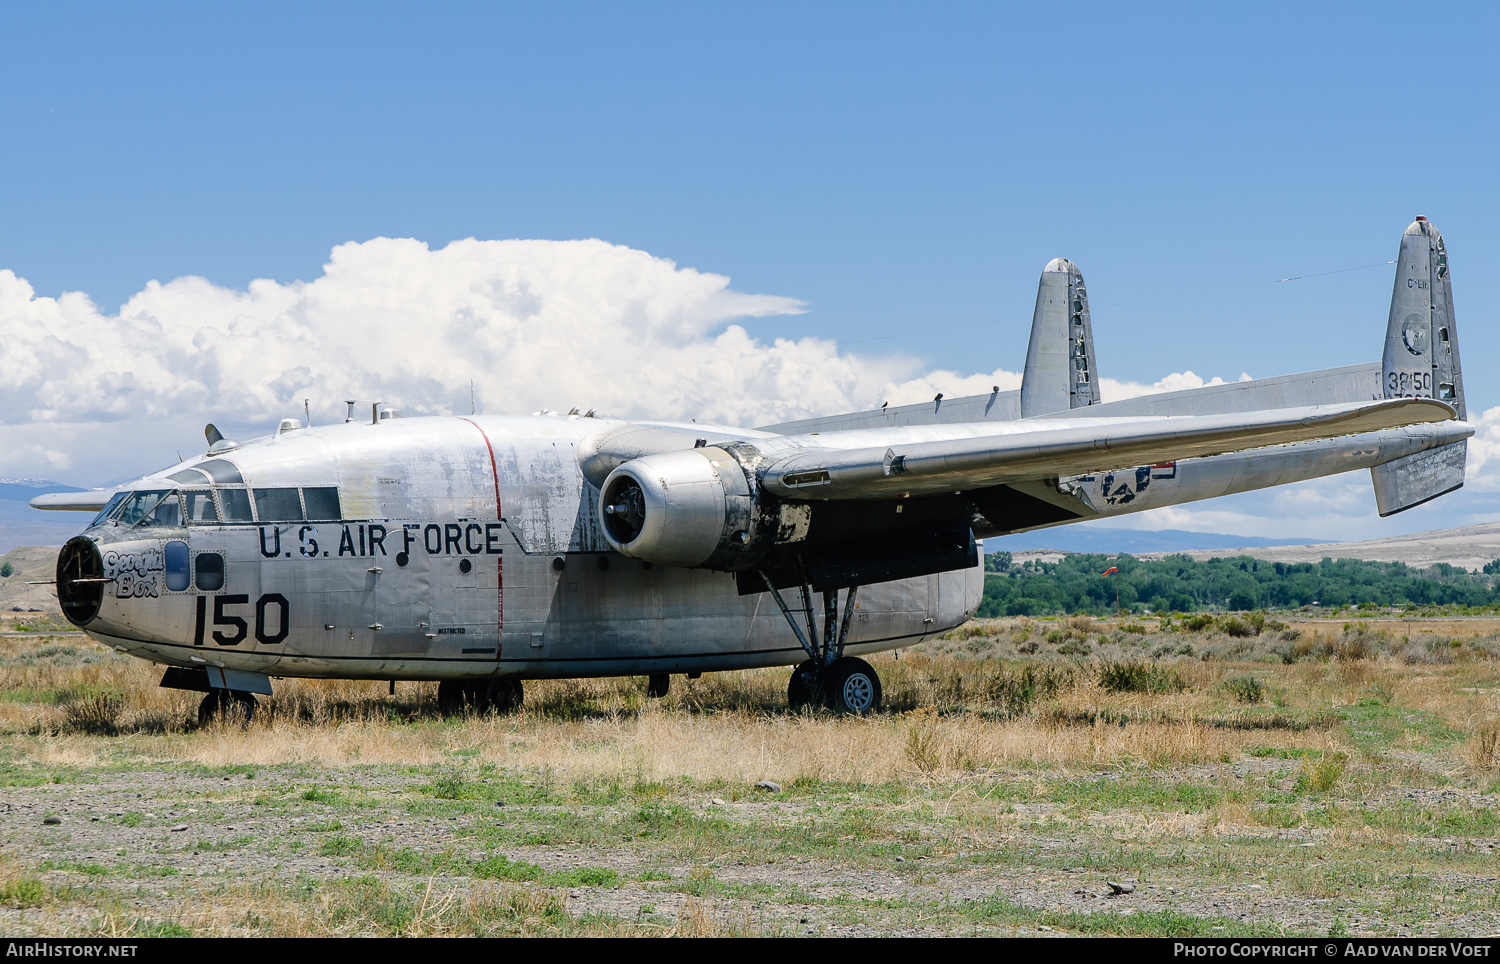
1382,217 -> 1464,415
1020,258 -> 1100,417
1372,217 -> 1467,516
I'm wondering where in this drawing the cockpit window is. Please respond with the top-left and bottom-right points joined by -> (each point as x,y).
253,488 -> 304,522
90,492 -> 128,527
302,487 -> 342,521
196,460 -> 245,484
148,494 -> 182,527
112,490 -> 175,528
182,490 -> 219,523
219,489 -> 254,523
167,468 -> 211,484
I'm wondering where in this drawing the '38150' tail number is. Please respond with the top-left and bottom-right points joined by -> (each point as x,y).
192,594 -> 290,646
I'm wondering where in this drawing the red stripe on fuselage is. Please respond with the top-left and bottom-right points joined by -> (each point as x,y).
460,418 -> 504,655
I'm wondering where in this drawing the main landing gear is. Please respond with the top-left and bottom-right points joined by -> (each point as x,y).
198,689 -> 257,726
760,575 -> 883,714
436,679 -> 524,717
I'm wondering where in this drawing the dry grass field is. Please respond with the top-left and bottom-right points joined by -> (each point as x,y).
4,611 -> 1500,937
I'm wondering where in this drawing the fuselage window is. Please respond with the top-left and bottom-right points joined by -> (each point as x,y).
183,490 -> 219,523
164,541 -> 190,592
90,492 -> 128,528
253,488 -> 304,522
302,487 -> 342,521
112,490 -> 173,527
194,552 -> 225,592
219,489 -> 254,523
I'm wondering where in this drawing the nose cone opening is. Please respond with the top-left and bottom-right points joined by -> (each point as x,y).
57,536 -> 104,626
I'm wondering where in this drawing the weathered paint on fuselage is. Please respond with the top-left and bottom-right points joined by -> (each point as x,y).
80,413 -> 983,681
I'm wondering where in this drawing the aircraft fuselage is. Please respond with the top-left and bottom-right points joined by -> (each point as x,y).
69,414 -> 982,681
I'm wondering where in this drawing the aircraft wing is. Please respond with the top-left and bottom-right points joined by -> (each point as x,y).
30,490 -> 121,512
757,398 -> 1460,501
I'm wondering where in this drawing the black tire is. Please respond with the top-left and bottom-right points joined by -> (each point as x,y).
787,661 -> 820,711
822,657 -> 881,714
483,678 -> 524,714
646,673 -> 670,699
436,680 -> 468,716
198,689 -> 256,726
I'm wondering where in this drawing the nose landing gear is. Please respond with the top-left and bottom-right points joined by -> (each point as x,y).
762,575 -> 882,714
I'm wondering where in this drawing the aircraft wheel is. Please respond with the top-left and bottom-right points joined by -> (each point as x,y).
436,680 -> 468,717
646,674 -> 670,699
198,689 -> 256,726
484,679 -> 524,714
822,657 -> 881,715
787,661 -> 820,712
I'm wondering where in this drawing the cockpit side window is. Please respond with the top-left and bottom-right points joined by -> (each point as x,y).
112,490 -> 173,527
148,493 -> 182,527
302,487 -> 342,521
182,490 -> 219,524
218,489 -> 254,523
91,492 -> 128,527
253,488 -> 304,522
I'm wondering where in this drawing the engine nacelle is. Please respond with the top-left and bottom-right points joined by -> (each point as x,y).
598,446 -> 808,570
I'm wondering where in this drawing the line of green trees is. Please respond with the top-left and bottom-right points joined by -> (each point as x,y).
976,551 -> 1500,617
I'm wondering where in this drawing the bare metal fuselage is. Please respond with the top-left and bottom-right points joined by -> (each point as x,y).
79,414 -> 982,681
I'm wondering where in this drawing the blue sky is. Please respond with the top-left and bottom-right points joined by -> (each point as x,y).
2,3 -> 1498,543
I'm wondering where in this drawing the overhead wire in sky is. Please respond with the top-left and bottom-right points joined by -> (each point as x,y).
1096,260 -> 1397,309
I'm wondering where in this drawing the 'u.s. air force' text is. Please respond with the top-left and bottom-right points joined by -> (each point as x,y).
257,522 -> 506,559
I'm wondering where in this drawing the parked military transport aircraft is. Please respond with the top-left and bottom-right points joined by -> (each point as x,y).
32,218 -> 1472,721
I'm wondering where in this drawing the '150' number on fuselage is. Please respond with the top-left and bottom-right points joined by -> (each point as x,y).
193,594 -> 290,646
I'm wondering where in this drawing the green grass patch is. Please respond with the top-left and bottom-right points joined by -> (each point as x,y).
319,835 -> 363,856
1097,661 -> 1186,695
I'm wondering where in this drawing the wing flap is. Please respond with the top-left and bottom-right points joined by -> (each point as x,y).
762,398 -> 1463,500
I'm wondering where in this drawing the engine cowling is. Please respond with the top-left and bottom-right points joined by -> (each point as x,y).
598,446 -> 808,569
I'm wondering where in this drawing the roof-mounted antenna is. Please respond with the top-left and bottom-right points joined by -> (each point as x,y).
304,398 -> 311,427
470,380 -> 475,416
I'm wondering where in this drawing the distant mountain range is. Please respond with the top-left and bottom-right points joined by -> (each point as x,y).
0,479 -> 85,502
986,527 -> 1320,555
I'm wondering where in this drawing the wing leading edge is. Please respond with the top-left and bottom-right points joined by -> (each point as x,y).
759,398 -> 1465,501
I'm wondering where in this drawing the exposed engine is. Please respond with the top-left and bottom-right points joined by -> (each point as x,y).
599,445 -> 809,570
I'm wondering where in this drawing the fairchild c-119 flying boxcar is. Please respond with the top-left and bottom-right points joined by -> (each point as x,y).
33,218 -> 1472,721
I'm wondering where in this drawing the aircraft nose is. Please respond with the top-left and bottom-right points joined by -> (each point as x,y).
57,536 -> 105,626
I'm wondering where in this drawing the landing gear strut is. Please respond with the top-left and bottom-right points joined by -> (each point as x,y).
761,575 -> 882,714
436,679 -> 524,717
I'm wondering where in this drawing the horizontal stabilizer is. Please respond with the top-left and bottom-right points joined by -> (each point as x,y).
1371,440 -> 1466,517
